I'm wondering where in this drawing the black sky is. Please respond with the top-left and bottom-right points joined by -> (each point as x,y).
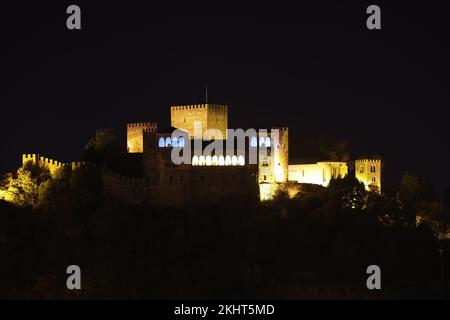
1,1 -> 449,192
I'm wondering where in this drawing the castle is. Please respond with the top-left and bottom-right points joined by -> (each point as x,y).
18,103 -> 381,207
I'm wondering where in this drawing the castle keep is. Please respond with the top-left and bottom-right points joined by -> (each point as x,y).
17,102 -> 381,207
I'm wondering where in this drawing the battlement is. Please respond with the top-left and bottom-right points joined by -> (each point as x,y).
71,161 -> 91,170
143,128 -> 156,133
355,159 -> 381,163
272,126 -> 288,131
39,156 -> 65,168
127,122 -> 157,153
171,104 -> 228,110
22,153 -> 68,175
127,122 -> 157,129
22,154 -> 39,165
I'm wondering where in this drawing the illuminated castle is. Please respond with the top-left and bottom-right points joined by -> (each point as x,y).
14,103 -> 381,207
125,103 -> 382,204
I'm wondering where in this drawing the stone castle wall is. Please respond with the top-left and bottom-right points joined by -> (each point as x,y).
171,104 -> 228,139
127,122 -> 157,153
355,159 -> 382,193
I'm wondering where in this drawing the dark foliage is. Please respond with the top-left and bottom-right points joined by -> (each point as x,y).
0,168 -> 448,299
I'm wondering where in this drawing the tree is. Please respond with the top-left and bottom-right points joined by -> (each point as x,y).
398,172 -> 436,226
0,164 -> 51,208
399,172 -> 434,208
327,175 -> 366,210
320,141 -> 350,162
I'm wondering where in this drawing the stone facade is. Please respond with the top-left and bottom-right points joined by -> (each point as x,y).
126,122 -> 157,153
289,162 -> 349,187
355,159 -> 382,193
19,101 -> 382,207
170,104 -> 228,139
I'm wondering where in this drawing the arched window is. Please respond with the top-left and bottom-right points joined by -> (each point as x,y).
232,155 -> 238,166
172,137 -> 178,147
238,155 -> 245,166
165,137 -> 171,147
225,155 -> 232,166
212,155 -> 218,166
178,137 -> 185,147
265,137 -> 271,147
199,156 -> 206,166
218,155 -> 225,166
259,137 -> 265,147
192,155 -> 199,166
206,155 -> 212,166
158,137 -> 165,148
250,136 -> 257,147
372,165 -> 376,173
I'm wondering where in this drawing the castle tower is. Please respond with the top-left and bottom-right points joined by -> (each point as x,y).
257,127 -> 289,200
272,127 -> 289,183
22,154 -> 38,166
127,122 -> 157,153
355,159 -> 381,193
170,104 -> 228,139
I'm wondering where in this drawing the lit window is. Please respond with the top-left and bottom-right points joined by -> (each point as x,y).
199,156 -> 206,166
178,137 -> 185,147
172,137 -> 178,147
218,156 -> 225,166
250,137 -> 257,147
238,155 -> 245,166
259,137 -> 265,147
225,156 -> 232,166
212,155 -> 218,166
192,155 -> 199,166
206,155 -> 212,166
165,137 -> 171,147
265,137 -> 271,147
231,155 -> 238,166
158,137 -> 165,148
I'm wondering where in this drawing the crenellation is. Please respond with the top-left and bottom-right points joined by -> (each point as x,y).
127,122 -> 157,153
17,101 -> 381,207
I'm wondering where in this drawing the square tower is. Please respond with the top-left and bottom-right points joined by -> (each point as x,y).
355,159 -> 381,193
257,127 -> 289,200
170,104 -> 228,139
127,122 -> 157,153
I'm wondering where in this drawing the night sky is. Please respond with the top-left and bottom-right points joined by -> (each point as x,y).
1,1 -> 449,192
